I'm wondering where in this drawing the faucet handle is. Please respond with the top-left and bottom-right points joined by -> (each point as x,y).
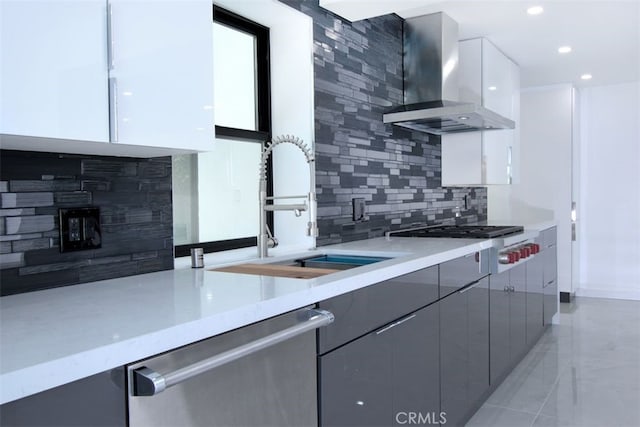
268,236 -> 279,249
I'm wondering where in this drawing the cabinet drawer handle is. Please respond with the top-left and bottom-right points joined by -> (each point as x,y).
131,308 -> 334,396
376,314 -> 417,335
459,280 -> 481,294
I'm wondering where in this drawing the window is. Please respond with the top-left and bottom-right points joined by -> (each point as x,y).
172,6 -> 271,257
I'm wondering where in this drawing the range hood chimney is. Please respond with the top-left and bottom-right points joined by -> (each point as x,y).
383,13 -> 515,135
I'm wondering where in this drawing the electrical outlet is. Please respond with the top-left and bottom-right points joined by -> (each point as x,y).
59,207 -> 102,252
352,198 -> 366,222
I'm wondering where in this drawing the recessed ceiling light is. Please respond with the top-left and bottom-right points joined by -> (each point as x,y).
459,116 -> 469,120
527,6 -> 544,15
558,46 -> 572,54
488,86 -> 497,91
581,74 -> 593,80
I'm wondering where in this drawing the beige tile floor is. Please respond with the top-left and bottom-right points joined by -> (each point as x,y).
467,297 -> 640,427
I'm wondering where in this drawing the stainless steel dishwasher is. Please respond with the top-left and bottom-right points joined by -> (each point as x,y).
127,307 -> 333,427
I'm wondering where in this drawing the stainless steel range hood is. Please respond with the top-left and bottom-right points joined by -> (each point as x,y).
383,13 -> 515,135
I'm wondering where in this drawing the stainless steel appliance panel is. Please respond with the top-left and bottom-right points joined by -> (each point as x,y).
127,309 -> 321,427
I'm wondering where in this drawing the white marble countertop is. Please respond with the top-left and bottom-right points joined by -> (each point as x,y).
0,221 -> 555,404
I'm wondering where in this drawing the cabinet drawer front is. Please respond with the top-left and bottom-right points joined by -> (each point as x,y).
543,245 -> 558,285
318,266 -> 438,354
440,250 -> 488,297
542,227 -> 557,248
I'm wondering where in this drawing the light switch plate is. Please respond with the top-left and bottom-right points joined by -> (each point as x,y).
352,198 -> 366,222
58,207 -> 102,252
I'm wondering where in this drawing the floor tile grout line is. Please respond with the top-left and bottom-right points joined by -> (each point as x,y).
480,402 -> 542,417
525,345 -> 567,426
530,377 -> 561,426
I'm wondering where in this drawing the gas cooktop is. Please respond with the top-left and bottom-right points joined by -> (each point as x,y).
387,224 -> 524,239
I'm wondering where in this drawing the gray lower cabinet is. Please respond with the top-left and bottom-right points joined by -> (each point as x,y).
526,240 -> 545,346
509,266 -> 529,364
440,288 -> 468,427
319,327 -> 392,427
542,227 -> 558,326
0,370 -> 127,427
318,265 -> 440,427
319,303 -> 440,427
489,269 -> 510,385
489,265 -> 527,385
440,276 -> 490,427
317,265 -> 439,354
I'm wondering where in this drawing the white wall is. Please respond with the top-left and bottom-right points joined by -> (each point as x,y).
577,81 -> 640,300
488,84 -> 574,294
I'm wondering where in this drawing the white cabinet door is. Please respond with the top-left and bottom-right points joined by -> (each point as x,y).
1,0 -> 214,154
442,132 -> 483,185
482,40 -> 514,120
0,0 -> 109,142
109,0 -> 214,151
442,38 -> 520,186
458,38 -> 482,104
483,131 -> 513,184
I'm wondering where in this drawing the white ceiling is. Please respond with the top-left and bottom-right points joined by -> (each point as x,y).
319,0 -> 640,88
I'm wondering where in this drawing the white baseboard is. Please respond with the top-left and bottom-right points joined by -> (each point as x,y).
575,287 -> 640,301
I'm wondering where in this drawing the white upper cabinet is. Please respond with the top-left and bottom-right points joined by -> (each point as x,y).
482,40 -> 516,120
442,38 -> 520,186
0,0 -> 110,142
108,0 -> 214,151
0,0 -> 214,155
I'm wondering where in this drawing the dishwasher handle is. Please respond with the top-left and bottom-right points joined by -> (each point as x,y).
132,308 -> 334,396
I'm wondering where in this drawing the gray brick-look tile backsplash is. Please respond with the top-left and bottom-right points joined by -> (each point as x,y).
0,150 -> 173,296
280,0 -> 487,245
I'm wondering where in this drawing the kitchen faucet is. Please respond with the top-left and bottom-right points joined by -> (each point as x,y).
258,135 -> 318,258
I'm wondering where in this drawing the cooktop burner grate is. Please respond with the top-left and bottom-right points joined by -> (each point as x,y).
388,225 -> 524,239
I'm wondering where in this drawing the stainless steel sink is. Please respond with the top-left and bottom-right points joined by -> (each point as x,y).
286,254 -> 392,270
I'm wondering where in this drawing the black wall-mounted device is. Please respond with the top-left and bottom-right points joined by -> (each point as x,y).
58,207 -> 102,253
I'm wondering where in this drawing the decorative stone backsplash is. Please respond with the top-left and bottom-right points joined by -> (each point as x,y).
0,150 -> 173,296
279,0 -> 487,245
